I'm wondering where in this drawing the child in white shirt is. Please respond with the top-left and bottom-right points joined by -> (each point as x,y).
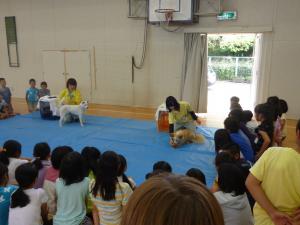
9,163 -> 48,225
0,140 -> 27,185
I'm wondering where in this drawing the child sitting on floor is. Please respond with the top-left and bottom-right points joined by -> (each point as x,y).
224,117 -> 254,163
32,142 -> 51,189
219,143 -> 251,176
81,146 -> 101,217
8,163 -> 48,225
266,96 -> 282,146
0,95 -> 9,119
43,146 -> 73,223
214,129 -> 233,153
0,78 -> 14,114
81,146 -> 101,179
242,110 -> 258,135
254,103 -> 274,160
214,163 -> 253,225
230,96 -> 242,111
145,161 -> 173,179
54,152 -> 91,225
0,162 -> 17,225
229,109 -> 256,151
0,140 -> 28,185
186,168 -> 206,185
91,151 -> 133,225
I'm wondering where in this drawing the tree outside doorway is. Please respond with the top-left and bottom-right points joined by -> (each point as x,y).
207,34 -> 256,116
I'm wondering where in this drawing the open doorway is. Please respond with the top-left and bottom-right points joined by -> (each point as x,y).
207,33 -> 257,117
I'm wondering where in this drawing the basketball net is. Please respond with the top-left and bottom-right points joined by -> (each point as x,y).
165,11 -> 174,24
155,9 -> 175,26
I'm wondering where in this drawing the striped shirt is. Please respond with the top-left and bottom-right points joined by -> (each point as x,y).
91,181 -> 133,225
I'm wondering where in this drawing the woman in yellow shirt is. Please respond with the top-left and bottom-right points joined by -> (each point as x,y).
59,78 -> 82,105
166,96 -> 201,147
59,78 -> 82,122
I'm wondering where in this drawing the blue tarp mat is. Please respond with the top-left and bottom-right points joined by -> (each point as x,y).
0,113 -> 218,186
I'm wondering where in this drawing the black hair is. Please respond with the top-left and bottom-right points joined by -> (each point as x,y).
215,152 -> 235,168
279,99 -> 288,114
267,96 -> 279,105
228,109 -> 243,123
29,78 -> 36,84
166,96 -> 180,112
186,168 -> 206,185
217,163 -> 246,196
0,140 -> 22,166
40,81 -> 47,86
32,142 -> 51,171
221,143 -> 241,158
230,96 -> 239,103
33,142 -> 50,160
0,162 -> 8,185
11,163 -> 38,208
92,151 -> 120,201
59,152 -> 85,186
266,96 -> 282,120
0,78 -> 5,82
81,146 -> 101,177
214,129 -> 232,152
153,161 -> 172,173
224,117 -> 240,133
254,103 -> 274,123
117,154 -> 134,189
66,78 -> 77,88
242,110 -> 253,123
51,146 -> 73,170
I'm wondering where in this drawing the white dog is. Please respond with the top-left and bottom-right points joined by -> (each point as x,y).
59,101 -> 88,127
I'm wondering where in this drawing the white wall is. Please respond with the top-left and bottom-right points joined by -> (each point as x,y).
0,0 -> 299,118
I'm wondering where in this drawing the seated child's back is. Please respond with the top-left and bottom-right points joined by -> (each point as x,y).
0,163 -> 17,225
0,140 -> 27,185
53,152 -> 90,225
9,163 -> 48,225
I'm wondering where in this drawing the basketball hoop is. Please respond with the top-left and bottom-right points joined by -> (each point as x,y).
155,8 -> 176,24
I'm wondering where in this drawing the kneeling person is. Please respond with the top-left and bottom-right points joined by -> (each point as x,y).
166,96 -> 201,147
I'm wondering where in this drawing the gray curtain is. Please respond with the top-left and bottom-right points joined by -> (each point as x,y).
181,33 -> 208,113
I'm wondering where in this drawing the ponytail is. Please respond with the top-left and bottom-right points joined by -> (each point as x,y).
32,158 -> 43,170
11,187 -> 30,208
0,150 -> 9,166
122,174 -> 134,190
0,140 -> 22,166
11,163 -> 38,208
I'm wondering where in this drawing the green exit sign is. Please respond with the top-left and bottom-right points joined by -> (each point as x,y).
217,11 -> 237,21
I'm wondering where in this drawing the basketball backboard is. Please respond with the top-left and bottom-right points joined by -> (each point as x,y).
148,0 -> 193,23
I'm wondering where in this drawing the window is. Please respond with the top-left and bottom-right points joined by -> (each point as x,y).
5,16 -> 19,67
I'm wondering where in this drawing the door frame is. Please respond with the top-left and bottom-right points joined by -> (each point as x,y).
42,49 -> 93,100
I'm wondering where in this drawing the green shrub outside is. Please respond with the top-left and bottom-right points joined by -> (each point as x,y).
208,36 -> 255,83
